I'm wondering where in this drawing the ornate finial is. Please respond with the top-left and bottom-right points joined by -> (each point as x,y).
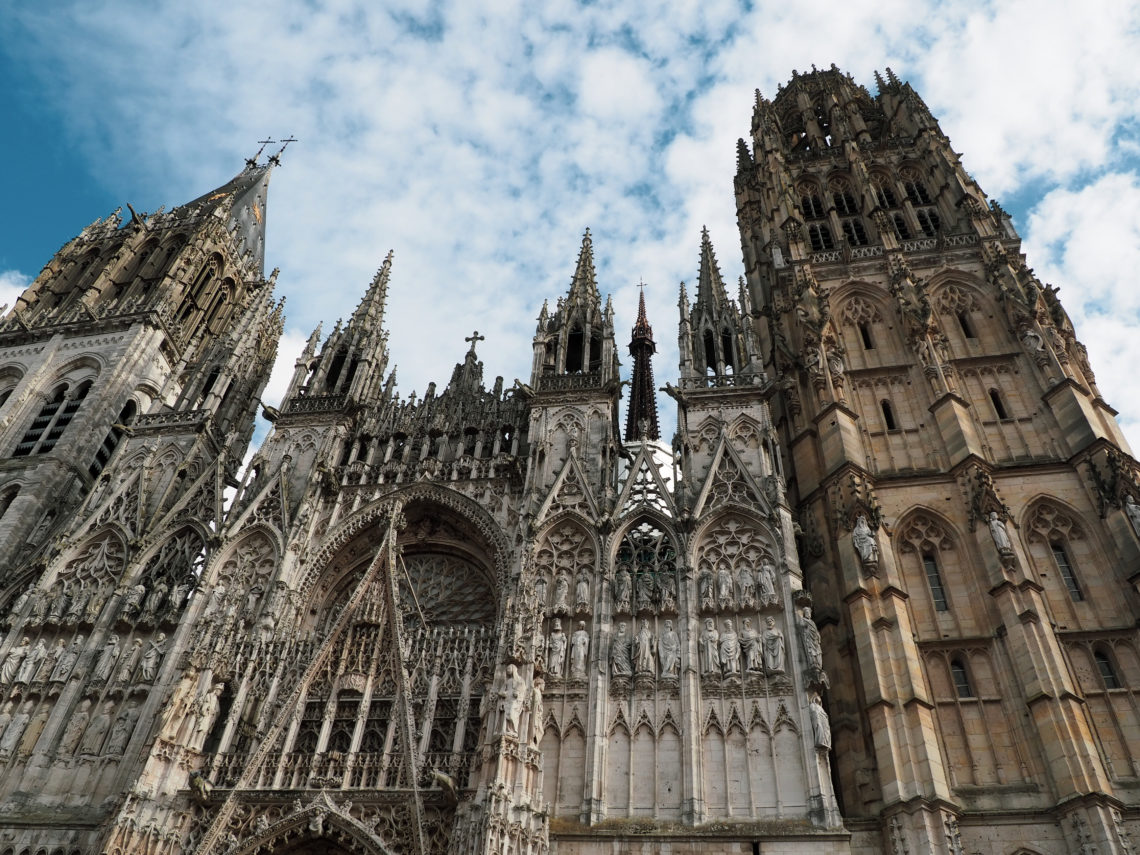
246,138 -> 276,170
268,136 -> 298,166
464,330 -> 485,355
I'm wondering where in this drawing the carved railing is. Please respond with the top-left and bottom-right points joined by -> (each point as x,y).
679,371 -> 768,391
134,409 -> 209,432
283,393 -> 348,415
536,370 -> 601,392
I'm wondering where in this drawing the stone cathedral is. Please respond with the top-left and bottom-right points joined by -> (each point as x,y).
0,66 -> 1137,855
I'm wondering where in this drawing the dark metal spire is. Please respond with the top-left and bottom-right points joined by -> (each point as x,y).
624,284 -> 659,442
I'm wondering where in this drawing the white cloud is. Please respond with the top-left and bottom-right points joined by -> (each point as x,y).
0,271 -> 31,316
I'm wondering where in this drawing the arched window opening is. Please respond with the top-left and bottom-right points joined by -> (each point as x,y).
833,186 -> 859,216
566,326 -> 585,373
1095,650 -> 1122,689
957,311 -> 976,339
325,348 -> 347,392
89,400 -> 137,478
801,193 -> 825,219
1050,542 -> 1083,601
841,218 -> 869,246
989,388 -> 1008,420
916,209 -> 941,237
950,659 -> 973,697
179,261 -> 216,323
329,692 -> 361,753
873,180 -> 898,209
341,358 -> 360,393
199,368 -> 220,404
858,322 -> 874,350
922,553 -> 949,611
880,399 -> 897,431
904,178 -> 932,205
808,224 -> 835,252
588,332 -> 602,371
14,386 -> 65,456
703,329 -> 717,374
15,380 -> 91,457
892,213 -> 911,240
721,330 -> 735,370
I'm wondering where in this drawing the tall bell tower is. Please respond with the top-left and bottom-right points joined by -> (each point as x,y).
737,65 -> 1140,854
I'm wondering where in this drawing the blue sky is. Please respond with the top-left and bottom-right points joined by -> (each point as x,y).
2,1 -> 1140,450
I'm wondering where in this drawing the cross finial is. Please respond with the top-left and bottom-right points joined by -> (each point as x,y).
465,330 -> 485,354
269,136 -> 298,166
246,138 -> 276,169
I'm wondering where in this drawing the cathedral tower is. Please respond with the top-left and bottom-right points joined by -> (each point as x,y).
737,65 -> 1140,853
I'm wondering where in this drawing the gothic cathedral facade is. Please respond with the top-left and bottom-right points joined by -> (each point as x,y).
0,67 -> 1136,855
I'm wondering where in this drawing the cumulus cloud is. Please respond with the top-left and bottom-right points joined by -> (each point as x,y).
0,271 -> 30,316
1,0 -> 1138,448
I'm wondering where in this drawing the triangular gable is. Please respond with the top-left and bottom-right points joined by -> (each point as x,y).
225,465 -> 289,536
692,434 -> 771,519
535,455 -> 599,523
152,454 -> 225,536
87,468 -> 143,542
614,443 -> 675,518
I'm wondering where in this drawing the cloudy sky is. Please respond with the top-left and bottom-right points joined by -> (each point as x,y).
2,1 -> 1139,450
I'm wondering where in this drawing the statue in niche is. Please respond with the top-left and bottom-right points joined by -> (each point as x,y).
122,583 -> 146,619
1125,495 -> 1140,537
613,565 -> 632,613
635,570 -> 655,613
498,665 -> 524,738
116,638 -> 144,684
716,562 -> 735,610
546,620 -> 567,678
21,703 -> 52,755
634,619 -> 656,675
575,573 -> 591,614
203,585 -> 226,619
610,622 -> 632,677
0,701 -> 33,757
570,621 -> 589,679
93,635 -> 121,683
64,584 -> 89,625
28,590 -> 48,627
189,770 -> 213,803
245,584 -> 263,614
16,638 -> 46,684
659,566 -> 678,612
797,607 -> 828,687
84,583 -> 110,623
39,638 -> 66,682
758,558 -> 778,606
552,572 -> 571,614
1,638 -> 29,685
168,576 -> 194,619
186,683 -> 225,752
699,618 -> 721,676
658,619 -> 680,677
809,695 -> 832,751
57,699 -> 91,755
852,515 -> 879,570
534,575 -> 548,609
140,633 -> 167,682
0,702 -> 12,741
141,578 -> 170,623
529,677 -> 544,747
988,511 -> 1013,555
720,619 -> 741,676
737,564 -> 756,609
79,701 -> 115,755
698,565 -> 715,611
46,582 -> 68,624
51,635 -> 84,682
763,616 -> 785,674
105,702 -> 140,755
8,587 -> 31,620
740,618 -> 761,672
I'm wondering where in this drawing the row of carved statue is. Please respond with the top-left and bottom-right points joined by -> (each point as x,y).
0,631 -> 167,690
3,574 -> 195,632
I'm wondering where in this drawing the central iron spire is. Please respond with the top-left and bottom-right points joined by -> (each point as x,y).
624,284 -> 659,442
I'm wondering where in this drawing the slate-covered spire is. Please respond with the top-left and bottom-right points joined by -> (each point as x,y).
181,162 -> 274,275
695,226 -> 730,309
624,286 -> 659,442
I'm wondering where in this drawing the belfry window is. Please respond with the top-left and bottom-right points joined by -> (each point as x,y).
957,311 -> 976,339
950,659 -> 973,697
873,181 -> 898,209
703,329 -> 717,374
842,218 -> 870,246
904,178 -> 932,205
858,322 -> 874,350
923,553 -> 949,611
880,399 -> 897,431
808,224 -> 835,252
916,209 -> 941,237
89,400 -> 138,478
892,213 -> 912,240
801,193 -> 825,219
1095,651 -> 1122,689
14,380 -> 91,457
833,186 -> 859,216
566,326 -> 585,373
989,389 -> 1009,420
1051,543 -> 1084,601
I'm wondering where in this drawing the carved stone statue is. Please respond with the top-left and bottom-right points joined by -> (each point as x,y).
659,569 -> 678,613
635,571 -> 655,613
546,621 -> 567,678
122,583 -> 146,619
93,635 -> 121,683
988,511 -> 1013,554
186,683 -> 225,752
570,621 -> 589,679
46,582 -> 68,624
57,699 -> 91,755
64,584 -> 89,625
809,695 -> 832,751
0,701 -> 33,757
116,638 -> 144,684
613,566 -> 632,613
737,564 -> 756,608
105,702 -> 140,755
575,573 -> 591,614
699,618 -> 720,676
698,566 -> 715,611
84,584 -> 110,623
658,619 -> 680,677
16,638 -> 46,684
499,665 -> 524,737
140,633 -> 166,682
740,618 -> 761,672
720,619 -> 741,676
758,558 -> 778,606
38,638 -> 66,683
529,677 -> 544,747
552,573 -> 571,614
51,635 -> 84,682
534,575 -> 548,607
79,701 -> 115,755
634,619 -> 655,675
610,622 -> 632,677
1126,495 -> 1140,537
797,607 -> 827,687
716,563 -> 735,610
852,515 -> 879,567
141,578 -> 170,622
763,616 -> 785,674
1,638 -> 29,685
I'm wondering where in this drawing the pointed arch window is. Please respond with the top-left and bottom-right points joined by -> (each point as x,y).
916,208 -> 941,237
950,658 -> 973,697
801,192 -> 825,219
89,400 -> 137,478
703,329 -> 717,374
14,380 -> 91,457
872,177 -> 899,210
903,177 -> 932,205
566,325 -> 585,373
880,399 -> 897,430
989,389 -> 1009,420
1095,650 -> 1122,689
923,553 -> 949,611
721,329 -> 736,371
832,182 -> 859,216
892,213 -> 912,240
957,311 -> 976,339
1050,542 -> 1084,601
858,322 -> 874,350
808,223 -> 835,251
841,218 -> 870,246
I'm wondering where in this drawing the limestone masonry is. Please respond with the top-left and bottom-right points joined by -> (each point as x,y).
0,67 -> 1136,855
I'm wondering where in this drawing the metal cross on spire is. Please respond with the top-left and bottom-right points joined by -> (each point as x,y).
245,138 -> 276,169
269,136 -> 298,166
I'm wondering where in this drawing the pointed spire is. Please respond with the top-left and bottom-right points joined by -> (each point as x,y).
736,138 -> 753,170
182,161 -> 274,275
625,283 -> 660,443
695,227 -> 730,309
567,228 -> 600,304
352,250 -> 393,329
